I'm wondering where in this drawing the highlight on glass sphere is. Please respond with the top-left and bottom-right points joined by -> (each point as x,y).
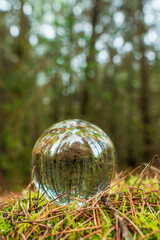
31,119 -> 117,204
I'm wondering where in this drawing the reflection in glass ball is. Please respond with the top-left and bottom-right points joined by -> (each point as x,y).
32,119 -> 117,204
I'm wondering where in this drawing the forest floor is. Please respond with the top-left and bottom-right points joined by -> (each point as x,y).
0,155 -> 160,240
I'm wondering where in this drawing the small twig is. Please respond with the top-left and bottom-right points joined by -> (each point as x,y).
98,207 -> 108,223
136,190 -> 160,197
20,202 -> 26,215
133,232 -> 137,240
96,207 -> 101,226
56,212 -> 82,239
93,166 -> 141,208
133,155 -> 158,187
116,215 -> 120,240
138,230 -> 160,240
61,233 -> 70,240
110,166 -> 141,192
83,229 -> 102,239
20,233 -> 27,240
127,186 -> 137,220
81,216 -> 93,226
27,191 -> 46,213
145,200 -> 160,223
26,225 -> 40,239
109,206 -> 144,237
92,200 -> 97,226
143,164 -> 160,174
33,226 -> 102,239
102,226 -> 115,240
37,187 -> 76,219
39,226 -> 50,240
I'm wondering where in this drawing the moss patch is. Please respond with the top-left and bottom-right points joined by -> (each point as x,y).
0,163 -> 160,239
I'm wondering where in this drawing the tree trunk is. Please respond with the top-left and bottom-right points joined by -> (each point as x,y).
80,0 -> 100,115
138,2 -> 152,161
139,45 -> 152,161
126,62 -> 136,167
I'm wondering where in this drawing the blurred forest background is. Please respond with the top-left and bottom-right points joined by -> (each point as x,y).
0,0 -> 160,191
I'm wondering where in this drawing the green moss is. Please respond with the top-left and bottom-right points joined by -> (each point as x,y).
0,173 -> 160,239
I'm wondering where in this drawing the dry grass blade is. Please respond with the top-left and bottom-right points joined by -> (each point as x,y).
20,233 -> 27,240
109,165 -> 141,192
133,154 -> 158,187
98,206 -> 108,223
92,165 -> 141,208
145,200 -> 160,223
96,208 -> 101,226
102,226 -> 115,240
109,206 -> 144,237
127,186 -> 137,220
1,164 -> 159,239
138,230 -> 160,240
116,215 -> 120,240
143,164 -> 160,174
33,226 -> 102,239
83,229 -> 102,239
92,200 -> 97,226
56,212 -> 82,239
27,191 -> 46,212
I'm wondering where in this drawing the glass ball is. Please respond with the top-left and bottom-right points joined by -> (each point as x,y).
32,119 -> 117,204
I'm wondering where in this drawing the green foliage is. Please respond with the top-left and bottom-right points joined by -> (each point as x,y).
0,215 -> 12,235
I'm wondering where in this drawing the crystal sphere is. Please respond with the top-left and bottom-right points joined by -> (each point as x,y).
32,119 -> 117,204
